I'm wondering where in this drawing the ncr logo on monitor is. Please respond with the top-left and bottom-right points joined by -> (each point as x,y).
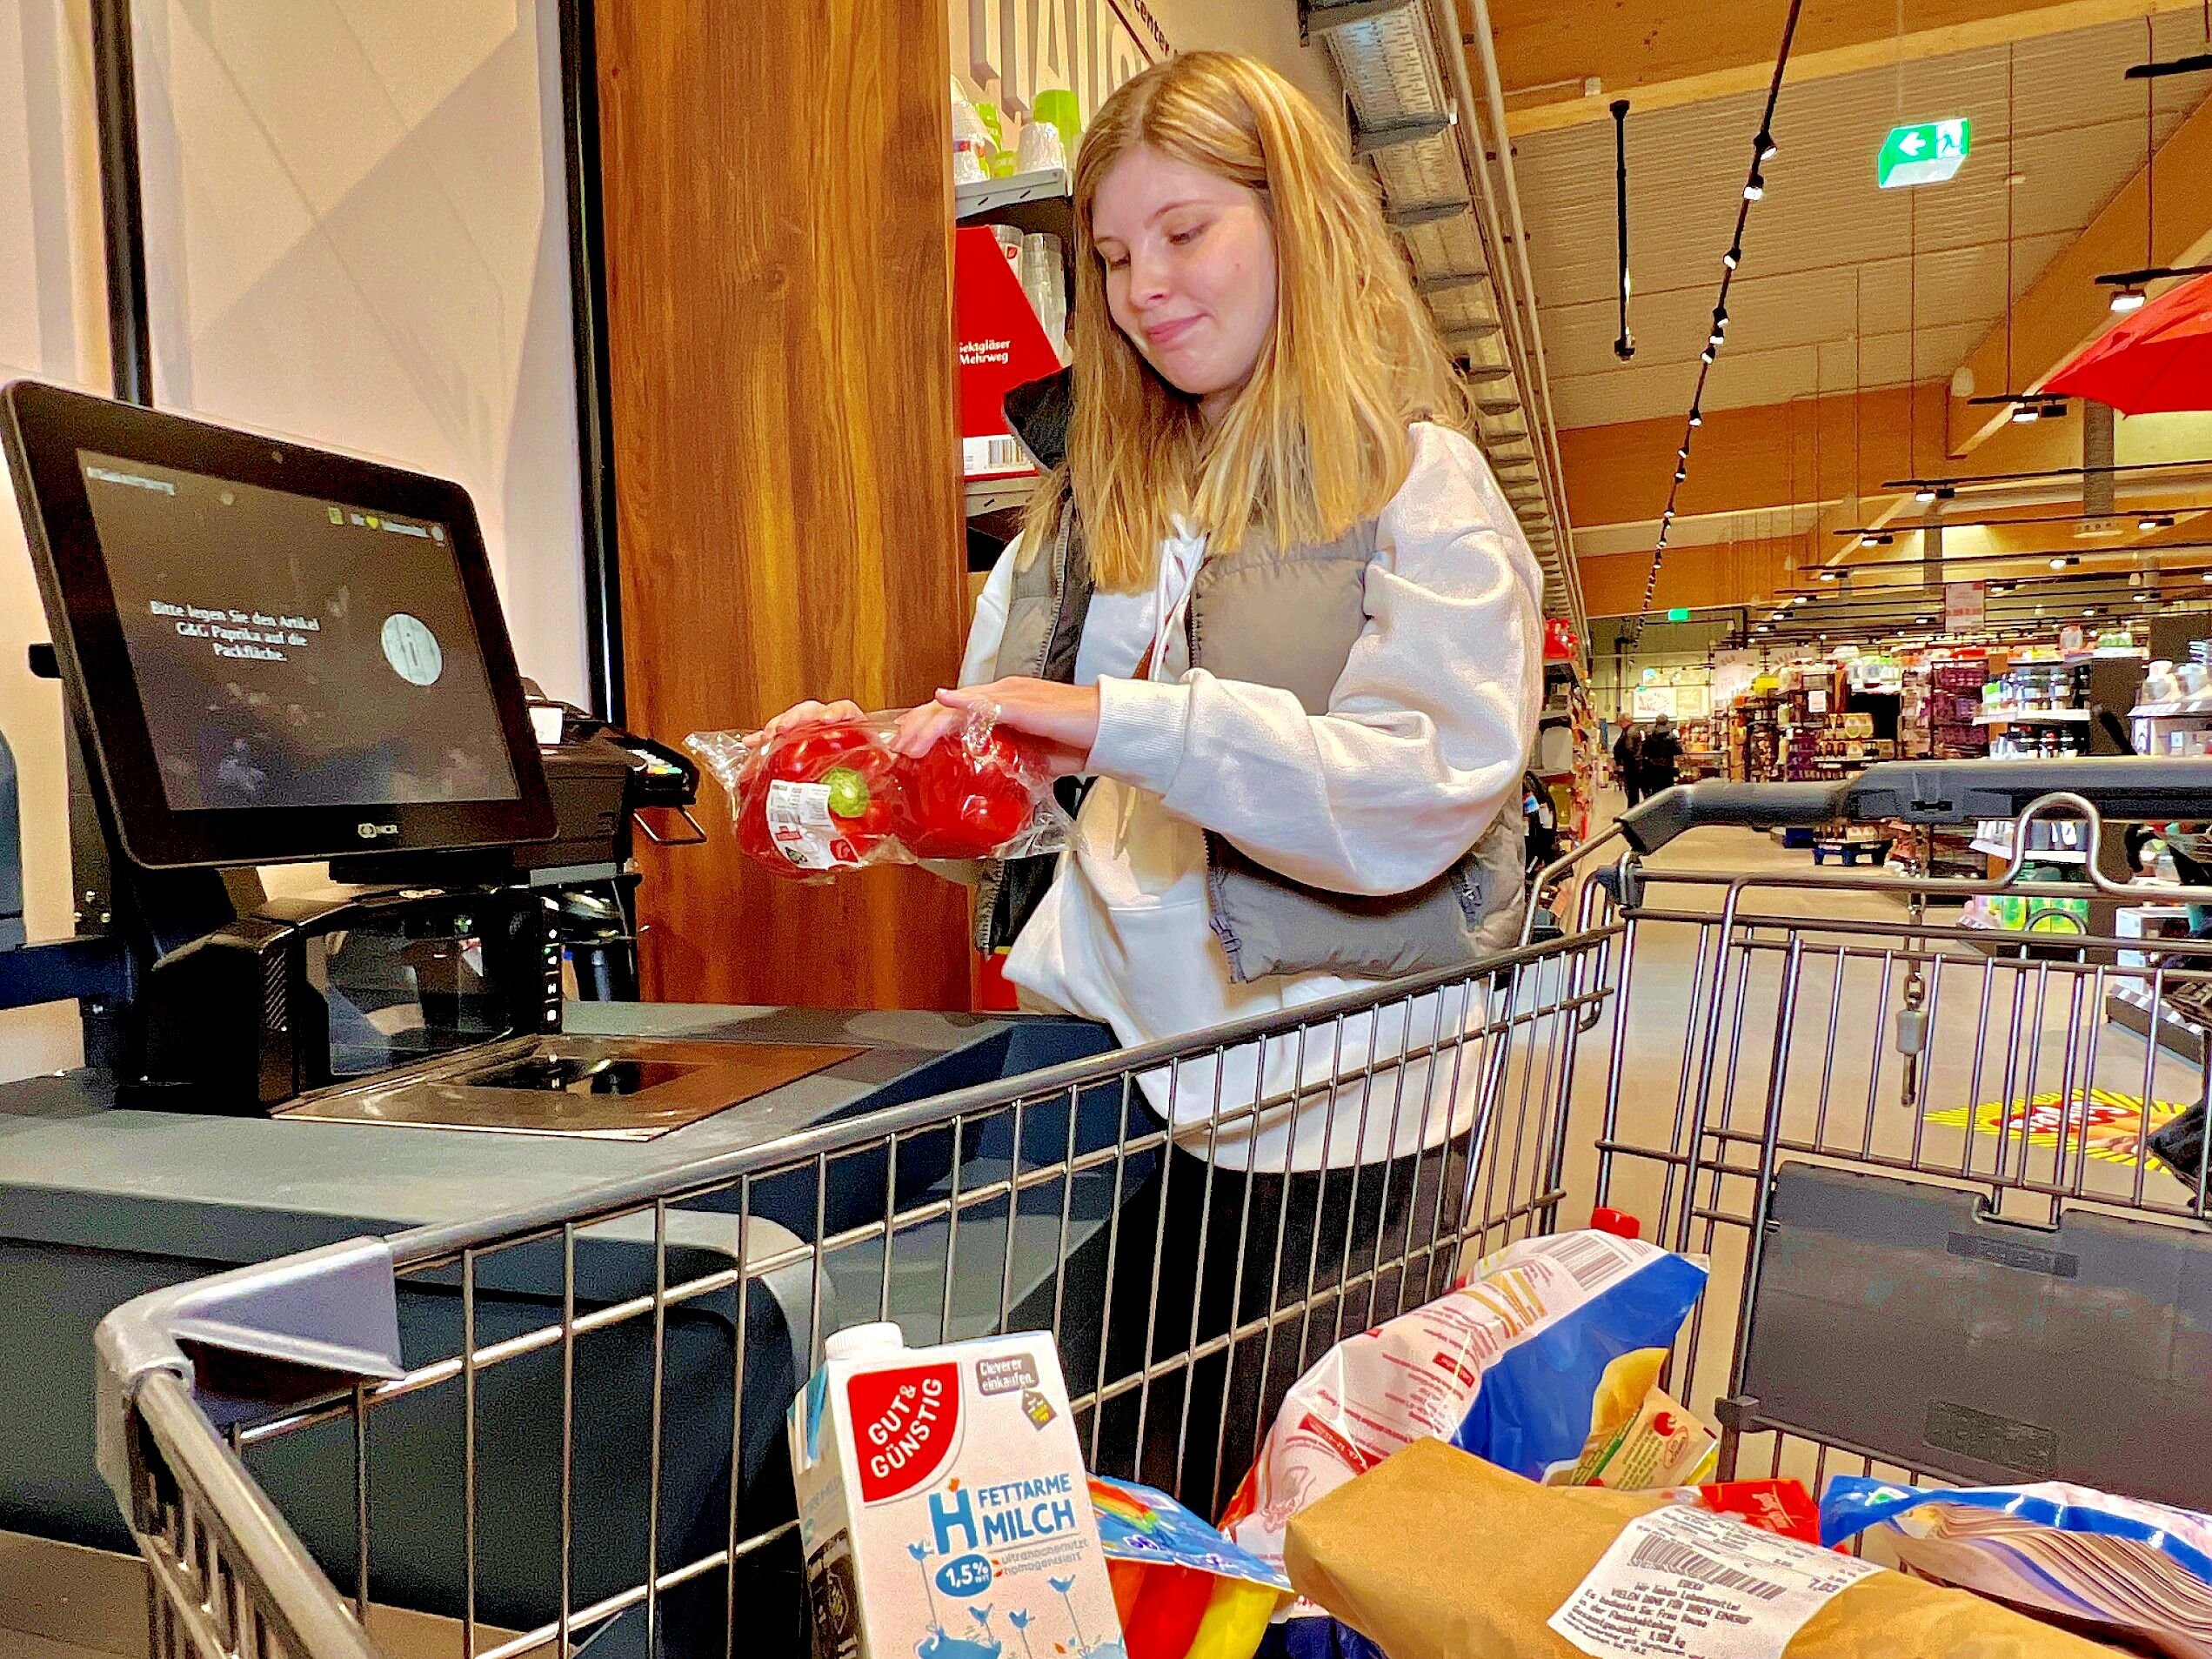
357,821 -> 399,840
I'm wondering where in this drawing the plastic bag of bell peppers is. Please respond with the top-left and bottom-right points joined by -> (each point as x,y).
685,705 -> 1070,879
1091,1475 -> 1293,1659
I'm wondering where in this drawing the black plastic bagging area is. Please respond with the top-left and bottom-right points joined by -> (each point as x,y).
1731,1162 -> 2212,1508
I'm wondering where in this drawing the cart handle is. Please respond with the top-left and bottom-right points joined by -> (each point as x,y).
1618,757 -> 2212,855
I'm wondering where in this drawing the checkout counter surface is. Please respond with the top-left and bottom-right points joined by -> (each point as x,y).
0,1003 -> 1091,1254
0,1001 -> 1116,1575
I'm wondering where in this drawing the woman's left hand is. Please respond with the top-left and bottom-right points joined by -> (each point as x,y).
891,679 -> 1100,778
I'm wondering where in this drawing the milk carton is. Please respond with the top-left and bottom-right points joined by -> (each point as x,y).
789,1321 -> 1124,1659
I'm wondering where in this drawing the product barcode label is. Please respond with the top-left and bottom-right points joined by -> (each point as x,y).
1550,1502 -> 1879,1659
764,780 -> 857,872
1540,1230 -> 1645,1292
1625,1537 -> 1787,1602
962,435 -> 1023,475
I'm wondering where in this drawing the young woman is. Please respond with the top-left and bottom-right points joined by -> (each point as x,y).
765,51 -> 1543,1502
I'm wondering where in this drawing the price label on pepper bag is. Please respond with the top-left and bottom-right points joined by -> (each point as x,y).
765,779 -> 859,870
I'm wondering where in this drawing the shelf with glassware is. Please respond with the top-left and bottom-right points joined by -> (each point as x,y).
952,82 -> 1080,555
956,167 -> 1074,235
954,213 -> 1068,568
1537,657 -> 1598,845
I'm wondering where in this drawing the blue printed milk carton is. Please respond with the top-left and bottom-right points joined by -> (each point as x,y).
789,1321 -> 1124,1659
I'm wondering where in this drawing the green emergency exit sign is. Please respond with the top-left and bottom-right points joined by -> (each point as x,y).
1667,607 -> 1691,621
1878,119 -> 1970,189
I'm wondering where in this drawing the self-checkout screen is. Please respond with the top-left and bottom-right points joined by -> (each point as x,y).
78,451 -> 520,813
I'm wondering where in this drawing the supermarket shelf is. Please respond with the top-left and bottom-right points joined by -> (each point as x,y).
1970,839 -> 2088,864
964,473 -> 1037,518
1974,709 -> 2090,726
2131,702 -> 2212,719
956,168 -> 1072,220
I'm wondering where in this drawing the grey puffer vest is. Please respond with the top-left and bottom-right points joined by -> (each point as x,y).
975,492 -> 1527,985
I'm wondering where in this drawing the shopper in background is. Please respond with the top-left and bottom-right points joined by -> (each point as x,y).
758,51 -> 1541,1506
1638,714 -> 1682,800
1612,721 -> 1644,807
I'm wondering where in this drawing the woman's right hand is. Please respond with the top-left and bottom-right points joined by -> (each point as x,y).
888,699 -> 969,759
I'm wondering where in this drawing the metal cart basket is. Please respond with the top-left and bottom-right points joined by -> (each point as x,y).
92,759 -> 2212,1659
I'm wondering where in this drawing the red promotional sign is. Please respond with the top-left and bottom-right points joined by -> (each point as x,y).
848,1362 -> 962,1503
954,226 -> 1063,479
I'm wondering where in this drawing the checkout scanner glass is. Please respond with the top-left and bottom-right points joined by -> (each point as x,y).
310,900 -> 514,1079
2,380 -> 551,867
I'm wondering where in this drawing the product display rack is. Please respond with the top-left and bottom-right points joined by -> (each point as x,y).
2105,898 -> 2210,1064
1929,660 -> 1989,759
1882,658 -> 1984,869
2128,688 -> 2212,763
1898,666 -> 1933,759
954,155 -> 1077,561
1676,715 -> 1722,782
1885,826 -> 1986,880
954,167 -> 1073,235
1538,657 -> 1598,846
1961,651 -> 2143,953
1727,693 -> 1781,782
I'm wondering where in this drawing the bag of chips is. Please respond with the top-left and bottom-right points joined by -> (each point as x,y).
1222,1231 -> 1707,1656
1822,1477 -> 2212,1658
686,706 -> 1067,880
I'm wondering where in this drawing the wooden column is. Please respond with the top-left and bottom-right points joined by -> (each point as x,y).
596,0 -> 972,1009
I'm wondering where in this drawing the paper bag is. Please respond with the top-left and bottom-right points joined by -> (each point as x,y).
1283,1439 -> 2115,1659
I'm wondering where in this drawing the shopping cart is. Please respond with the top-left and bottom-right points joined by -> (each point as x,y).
92,759 -> 2212,1659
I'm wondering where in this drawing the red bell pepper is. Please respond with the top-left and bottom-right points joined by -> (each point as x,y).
766,723 -> 875,781
739,720 -> 903,874
893,728 -> 1039,860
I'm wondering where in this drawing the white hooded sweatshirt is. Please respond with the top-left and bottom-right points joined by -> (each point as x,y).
959,423 -> 1544,1170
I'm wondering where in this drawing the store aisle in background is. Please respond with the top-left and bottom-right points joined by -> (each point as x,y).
1515,786 -> 2210,1419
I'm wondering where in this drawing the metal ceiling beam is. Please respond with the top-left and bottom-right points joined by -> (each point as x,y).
1351,112 -> 1456,156
1418,269 -> 1489,296
1324,0 -> 1582,628
1384,197 -> 1470,229
1304,0 -> 1422,37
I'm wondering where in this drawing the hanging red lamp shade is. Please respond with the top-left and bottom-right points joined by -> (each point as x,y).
2042,271 -> 2212,415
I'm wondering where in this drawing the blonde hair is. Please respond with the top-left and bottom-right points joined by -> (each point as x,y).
1026,50 -> 1470,592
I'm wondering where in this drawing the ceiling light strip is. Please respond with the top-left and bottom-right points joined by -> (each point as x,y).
1632,0 -> 1804,638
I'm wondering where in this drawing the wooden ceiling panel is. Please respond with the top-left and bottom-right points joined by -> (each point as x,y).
1487,0 -> 2211,136
1517,15 -> 2211,427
